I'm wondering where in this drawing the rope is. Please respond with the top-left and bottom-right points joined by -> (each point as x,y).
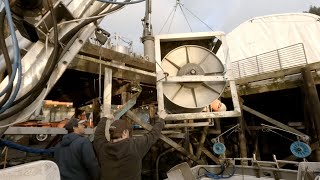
0,139 -> 54,154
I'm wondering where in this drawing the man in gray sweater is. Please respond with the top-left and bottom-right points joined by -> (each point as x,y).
94,114 -> 165,180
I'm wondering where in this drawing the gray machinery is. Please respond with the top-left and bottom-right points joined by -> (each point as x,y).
0,0 -> 142,135
155,32 -> 241,121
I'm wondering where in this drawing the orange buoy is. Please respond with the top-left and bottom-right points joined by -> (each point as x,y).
210,100 -> 227,112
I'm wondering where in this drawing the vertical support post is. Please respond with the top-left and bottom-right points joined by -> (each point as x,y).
149,104 -> 156,125
302,67 -> 320,161
92,98 -> 101,127
103,67 -> 112,141
155,37 -> 165,114
238,99 -> 248,165
196,107 -> 210,160
142,0 -> 155,62
302,67 -> 320,140
196,126 -> 209,159
253,131 -> 261,160
221,35 -> 241,113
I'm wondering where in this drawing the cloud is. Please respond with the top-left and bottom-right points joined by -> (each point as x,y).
99,0 -> 320,54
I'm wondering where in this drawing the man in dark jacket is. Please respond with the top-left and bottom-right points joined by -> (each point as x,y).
94,114 -> 165,180
54,119 -> 100,180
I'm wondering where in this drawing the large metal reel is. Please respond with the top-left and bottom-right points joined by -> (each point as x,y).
162,45 -> 226,113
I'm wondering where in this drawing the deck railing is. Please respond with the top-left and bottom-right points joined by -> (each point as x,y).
232,43 -> 308,79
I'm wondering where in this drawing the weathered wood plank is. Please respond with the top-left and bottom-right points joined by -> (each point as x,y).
69,55 -> 156,85
80,43 -> 156,72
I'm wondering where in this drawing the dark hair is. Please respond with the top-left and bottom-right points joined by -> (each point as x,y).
74,109 -> 85,119
65,119 -> 79,133
109,119 -> 129,139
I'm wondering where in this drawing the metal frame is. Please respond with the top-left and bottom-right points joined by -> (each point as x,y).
155,32 -> 241,120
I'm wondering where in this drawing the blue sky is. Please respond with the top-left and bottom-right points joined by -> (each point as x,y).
100,0 -> 320,54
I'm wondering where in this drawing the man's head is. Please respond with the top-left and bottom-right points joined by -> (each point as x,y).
65,119 -> 86,135
109,119 -> 130,141
74,109 -> 86,120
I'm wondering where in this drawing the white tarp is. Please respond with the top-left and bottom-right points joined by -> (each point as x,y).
217,13 -> 320,78
222,13 -> 320,63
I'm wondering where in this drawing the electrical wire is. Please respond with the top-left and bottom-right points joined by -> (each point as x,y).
0,0 -> 20,97
97,0 -> 145,5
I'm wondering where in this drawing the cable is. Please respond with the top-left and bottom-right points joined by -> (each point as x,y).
158,6 -> 175,34
197,164 -> 236,179
156,148 -> 175,180
0,0 -> 22,114
0,139 -> 54,154
0,58 -> 21,113
60,2 -> 118,43
167,5 -> 177,33
0,0 -> 20,97
0,0 -> 59,120
0,1 -> 127,120
178,3 -> 192,32
180,3 -> 214,31
97,0 -> 145,5
0,10 -> 13,108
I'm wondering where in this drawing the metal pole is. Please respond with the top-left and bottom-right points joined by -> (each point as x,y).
141,0 -> 155,62
103,67 -> 112,141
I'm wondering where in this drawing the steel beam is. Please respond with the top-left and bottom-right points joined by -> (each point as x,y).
103,67 -> 112,141
158,75 -> 225,82
164,111 -> 240,121
201,147 -> 220,164
242,105 -> 307,137
125,110 -> 203,164
164,122 -> 213,129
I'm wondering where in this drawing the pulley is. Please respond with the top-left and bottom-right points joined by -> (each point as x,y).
161,45 -> 225,113
290,141 -> 311,158
213,142 -> 226,155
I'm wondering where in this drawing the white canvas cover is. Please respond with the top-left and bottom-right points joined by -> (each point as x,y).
217,13 -> 320,78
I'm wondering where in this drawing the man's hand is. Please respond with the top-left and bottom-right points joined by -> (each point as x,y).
105,114 -> 114,120
158,110 -> 167,119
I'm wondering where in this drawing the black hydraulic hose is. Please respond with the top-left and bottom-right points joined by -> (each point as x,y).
156,148 -> 175,180
0,10 -> 13,108
0,1 -> 129,120
11,1 -> 119,106
0,0 -> 59,120
8,0 -> 61,107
